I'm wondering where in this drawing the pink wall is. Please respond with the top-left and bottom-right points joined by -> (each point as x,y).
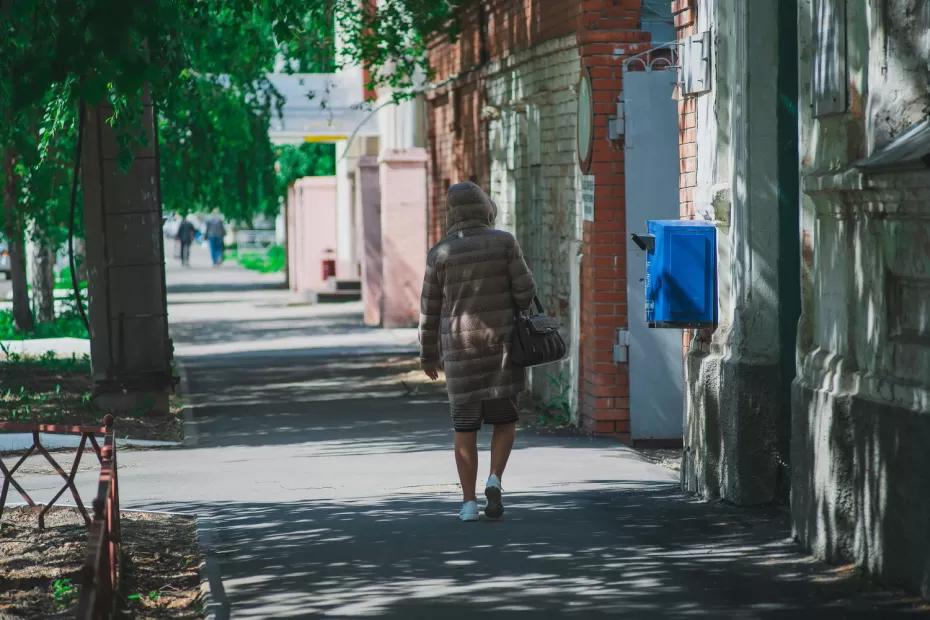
355,156 -> 383,326
379,148 -> 428,328
287,176 -> 338,296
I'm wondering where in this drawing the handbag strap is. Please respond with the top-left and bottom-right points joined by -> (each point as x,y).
516,295 -> 546,318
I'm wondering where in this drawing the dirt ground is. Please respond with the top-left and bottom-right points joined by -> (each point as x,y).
0,359 -> 183,442
0,507 -> 202,619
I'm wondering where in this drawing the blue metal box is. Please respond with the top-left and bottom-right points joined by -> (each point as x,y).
635,220 -> 717,328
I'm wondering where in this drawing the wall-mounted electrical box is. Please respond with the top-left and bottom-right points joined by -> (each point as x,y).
631,220 -> 717,328
612,328 -> 630,363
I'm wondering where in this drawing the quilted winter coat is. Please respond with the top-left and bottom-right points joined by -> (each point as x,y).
418,182 -> 537,405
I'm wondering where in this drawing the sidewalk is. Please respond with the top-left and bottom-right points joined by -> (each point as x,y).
12,248 -> 922,617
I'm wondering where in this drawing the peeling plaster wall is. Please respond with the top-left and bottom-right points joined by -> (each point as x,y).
865,1 -> 930,152
793,0 -> 930,598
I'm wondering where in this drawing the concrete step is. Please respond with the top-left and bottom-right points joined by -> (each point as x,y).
328,279 -> 361,292
314,290 -> 362,303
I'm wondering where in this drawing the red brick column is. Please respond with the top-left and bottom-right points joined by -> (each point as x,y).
673,0 -> 698,355
577,1 -> 650,442
673,0 -> 698,219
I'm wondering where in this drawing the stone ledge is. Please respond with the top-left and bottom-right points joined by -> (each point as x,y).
803,167 -> 930,193
797,347 -> 930,415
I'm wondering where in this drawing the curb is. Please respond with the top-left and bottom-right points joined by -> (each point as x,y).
176,362 -> 228,617
175,359 -> 200,448
196,515 -> 230,620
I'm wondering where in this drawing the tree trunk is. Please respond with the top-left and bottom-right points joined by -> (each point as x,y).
2,150 -> 34,333
81,97 -> 172,415
72,237 -> 88,282
30,236 -> 56,324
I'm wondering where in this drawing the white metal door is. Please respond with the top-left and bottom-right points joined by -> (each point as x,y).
623,61 -> 684,441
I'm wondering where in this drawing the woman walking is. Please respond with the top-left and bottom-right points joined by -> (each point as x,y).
419,181 -> 536,522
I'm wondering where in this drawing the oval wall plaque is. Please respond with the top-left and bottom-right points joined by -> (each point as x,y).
577,67 -> 594,173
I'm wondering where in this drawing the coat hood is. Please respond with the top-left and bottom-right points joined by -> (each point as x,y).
446,181 -> 497,234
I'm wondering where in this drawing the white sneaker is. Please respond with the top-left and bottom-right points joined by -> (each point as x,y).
485,475 -> 504,519
458,500 -> 479,522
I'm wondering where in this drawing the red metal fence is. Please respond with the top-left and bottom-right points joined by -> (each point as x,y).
0,417 -> 111,528
0,416 -> 120,618
76,419 -> 120,619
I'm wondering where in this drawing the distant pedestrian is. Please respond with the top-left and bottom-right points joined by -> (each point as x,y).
176,216 -> 196,266
418,181 -> 536,522
203,210 -> 227,266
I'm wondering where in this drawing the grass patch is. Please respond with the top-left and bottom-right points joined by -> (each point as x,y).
0,350 -> 95,424
0,310 -> 89,340
237,245 -> 285,273
0,349 -> 181,440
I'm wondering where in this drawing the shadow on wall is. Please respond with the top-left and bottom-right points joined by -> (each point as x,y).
149,486 -> 922,617
793,374 -> 930,600
380,236 -> 424,328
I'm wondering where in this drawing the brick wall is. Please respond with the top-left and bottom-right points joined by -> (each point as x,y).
672,0 -> 698,357
426,0 -> 582,246
426,77 -> 487,245
672,0 -> 698,218
484,36 -> 581,323
577,1 -> 650,441
430,1 -> 580,83
482,36 -> 582,403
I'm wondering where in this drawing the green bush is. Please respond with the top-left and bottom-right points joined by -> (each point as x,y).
55,266 -> 88,290
237,244 -> 285,273
0,310 -> 89,340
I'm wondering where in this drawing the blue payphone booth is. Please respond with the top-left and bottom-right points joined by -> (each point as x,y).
631,220 -> 717,328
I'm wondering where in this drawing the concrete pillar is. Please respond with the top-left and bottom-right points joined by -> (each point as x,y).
335,142 -> 356,279
355,156 -> 382,326
677,0 -> 789,505
378,148 -> 427,328
80,96 -> 172,415
287,176 -> 338,298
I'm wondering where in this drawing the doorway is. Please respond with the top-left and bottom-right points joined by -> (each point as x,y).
623,46 -> 685,443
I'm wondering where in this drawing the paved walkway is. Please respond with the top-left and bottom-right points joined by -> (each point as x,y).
14,247 -> 924,617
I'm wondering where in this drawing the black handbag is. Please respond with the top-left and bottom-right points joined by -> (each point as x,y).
511,296 -> 567,367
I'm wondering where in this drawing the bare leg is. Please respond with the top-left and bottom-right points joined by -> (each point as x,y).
490,422 -> 516,480
454,431 -> 478,501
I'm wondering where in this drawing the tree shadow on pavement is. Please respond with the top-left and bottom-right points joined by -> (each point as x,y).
181,353 -> 622,455
170,313 -> 369,348
150,485 -> 925,619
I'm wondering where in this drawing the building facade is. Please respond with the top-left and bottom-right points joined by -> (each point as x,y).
675,0 -> 930,598
794,0 -> 930,599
